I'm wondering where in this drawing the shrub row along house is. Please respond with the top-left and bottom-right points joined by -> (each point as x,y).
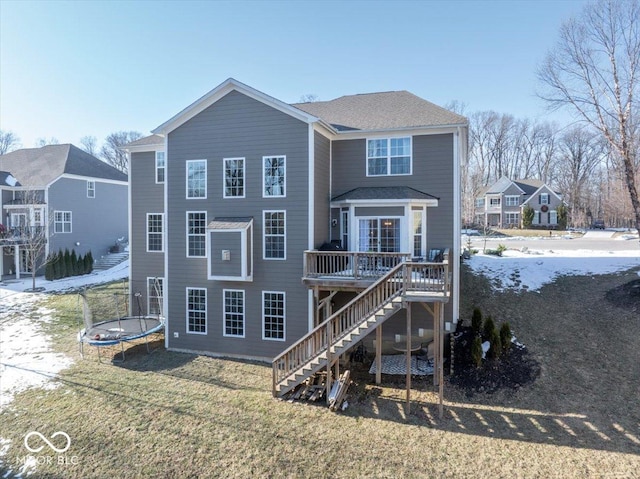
474,176 -> 563,228
0,144 -> 128,279
125,78 -> 467,403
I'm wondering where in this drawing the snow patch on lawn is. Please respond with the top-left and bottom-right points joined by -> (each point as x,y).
467,249 -> 640,292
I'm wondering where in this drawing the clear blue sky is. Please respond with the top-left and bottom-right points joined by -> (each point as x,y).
0,0 -> 588,149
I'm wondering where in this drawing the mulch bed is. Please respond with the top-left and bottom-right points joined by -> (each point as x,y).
448,326 -> 541,397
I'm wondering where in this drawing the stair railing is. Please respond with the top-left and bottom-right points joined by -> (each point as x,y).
272,255 -> 450,395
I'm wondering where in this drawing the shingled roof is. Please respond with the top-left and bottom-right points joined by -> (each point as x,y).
332,186 -> 439,202
0,144 -> 127,187
292,91 -> 467,131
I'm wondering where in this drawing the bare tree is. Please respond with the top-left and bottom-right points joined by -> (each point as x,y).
555,126 -> 606,227
80,135 -> 99,156
538,0 -> 640,239
299,94 -> 318,103
35,137 -> 60,147
100,131 -> 142,174
0,130 -> 21,155
10,189 -> 50,291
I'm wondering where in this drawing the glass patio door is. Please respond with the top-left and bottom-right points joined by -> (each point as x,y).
358,218 -> 400,252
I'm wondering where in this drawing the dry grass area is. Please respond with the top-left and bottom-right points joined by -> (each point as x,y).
1,268 -> 639,478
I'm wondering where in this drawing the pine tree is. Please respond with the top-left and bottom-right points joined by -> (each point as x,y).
71,250 -> 78,276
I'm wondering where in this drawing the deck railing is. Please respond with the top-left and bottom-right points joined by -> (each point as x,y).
303,251 -> 411,280
273,251 -> 450,395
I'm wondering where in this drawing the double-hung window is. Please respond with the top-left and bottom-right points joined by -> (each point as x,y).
87,181 -> 95,198
187,212 -> 207,257
540,193 -> 550,205
186,160 -> 207,199
489,198 -> 501,207
223,289 -> 245,337
506,195 -> 519,207
263,291 -> 285,341
263,156 -> 286,197
147,213 -> 164,252
54,211 -> 72,233
224,157 -> 245,198
367,137 -> 411,176
263,210 -> 286,259
156,152 -> 165,183
412,210 -> 424,258
186,287 -> 206,334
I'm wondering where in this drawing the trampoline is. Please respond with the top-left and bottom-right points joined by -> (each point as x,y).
78,284 -> 164,362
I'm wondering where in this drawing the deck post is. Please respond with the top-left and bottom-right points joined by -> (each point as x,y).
438,301 -> 444,419
326,320 -> 332,405
375,325 -> 382,385
433,302 -> 438,387
405,302 -> 411,416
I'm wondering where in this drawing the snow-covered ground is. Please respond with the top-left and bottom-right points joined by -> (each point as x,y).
0,260 -> 130,408
467,248 -> 640,292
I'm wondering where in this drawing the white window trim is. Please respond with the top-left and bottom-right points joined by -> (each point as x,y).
263,210 -> 286,260
186,287 -> 207,335
54,210 -> 72,234
223,289 -> 245,338
208,221 -> 254,282
262,291 -> 286,341
87,180 -> 95,198
186,211 -> 207,258
540,193 -> 550,205
147,277 -> 164,316
156,151 -> 165,184
146,213 -> 164,253
412,208 -> 425,258
489,198 -> 501,206
365,136 -> 412,177
262,155 -> 286,198
549,210 -> 558,225
505,195 -> 519,207
186,159 -> 207,199
223,157 -> 246,199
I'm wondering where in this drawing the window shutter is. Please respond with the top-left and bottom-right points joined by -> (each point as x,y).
538,195 -> 541,204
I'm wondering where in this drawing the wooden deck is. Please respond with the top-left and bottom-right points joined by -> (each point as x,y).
303,250 -> 450,301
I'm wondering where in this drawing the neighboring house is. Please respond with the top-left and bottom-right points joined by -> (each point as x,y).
0,144 -> 128,279
475,177 -> 563,228
125,78 -> 467,397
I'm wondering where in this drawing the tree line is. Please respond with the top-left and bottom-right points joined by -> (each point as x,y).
465,0 -> 638,233
461,112 -> 635,229
0,129 -> 142,175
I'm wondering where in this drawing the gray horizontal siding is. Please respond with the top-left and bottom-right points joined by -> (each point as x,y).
48,177 -> 127,259
130,150 -> 165,313
165,90 -> 311,359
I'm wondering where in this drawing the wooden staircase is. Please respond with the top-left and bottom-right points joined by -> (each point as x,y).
272,260 -> 449,397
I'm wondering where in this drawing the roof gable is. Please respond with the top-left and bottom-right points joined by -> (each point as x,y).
485,176 -> 523,194
152,78 -> 320,136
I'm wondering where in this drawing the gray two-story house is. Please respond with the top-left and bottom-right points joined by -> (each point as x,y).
0,144 -> 128,279
475,176 -> 563,228
126,78 -> 467,401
